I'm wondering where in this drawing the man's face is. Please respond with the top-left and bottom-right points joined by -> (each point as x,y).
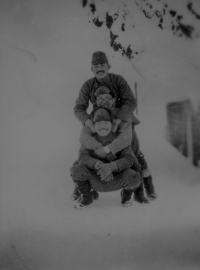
96,94 -> 115,108
94,121 -> 112,136
91,63 -> 109,80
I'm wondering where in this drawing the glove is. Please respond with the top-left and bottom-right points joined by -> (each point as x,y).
94,161 -> 104,170
95,147 -> 108,158
131,159 -> 142,174
142,168 -> 151,178
85,119 -> 96,133
104,173 -> 114,182
112,118 -> 122,132
106,152 -> 117,162
97,162 -> 116,181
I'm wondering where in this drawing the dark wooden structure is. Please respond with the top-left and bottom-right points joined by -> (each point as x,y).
166,99 -> 200,167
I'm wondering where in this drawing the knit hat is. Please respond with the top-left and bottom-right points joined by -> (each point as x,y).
91,51 -> 108,65
91,107 -> 114,123
94,85 -> 115,98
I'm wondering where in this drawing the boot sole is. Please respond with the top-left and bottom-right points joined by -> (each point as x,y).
74,204 -> 85,210
71,195 -> 79,201
147,194 -> 157,200
74,202 -> 92,209
134,198 -> 149,204
122,201 -> 132,207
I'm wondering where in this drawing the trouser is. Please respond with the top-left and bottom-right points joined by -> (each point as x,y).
132,127 -> 148,171
70,163 -> 141,192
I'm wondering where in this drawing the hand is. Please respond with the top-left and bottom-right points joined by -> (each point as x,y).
104,173 -> 114,182
106,152 -> 117,162
97,163 -> 113,181
142,168 -> 151,178
132,159 -> 142,174
95,147 -> 107,158
112,118 -> 122,132
94,161 -> 104,170
85,119 -> 95,133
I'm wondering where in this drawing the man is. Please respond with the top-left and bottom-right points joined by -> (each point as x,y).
70,107 -> 142,208
74,51 -> 156,200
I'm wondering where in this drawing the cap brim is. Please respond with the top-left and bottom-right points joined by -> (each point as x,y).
92,61 -> 107,65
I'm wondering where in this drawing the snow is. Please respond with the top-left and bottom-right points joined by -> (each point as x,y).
0,0 -> 200,269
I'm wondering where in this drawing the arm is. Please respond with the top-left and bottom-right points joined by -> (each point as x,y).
78,145 -> 101,170
74,82 -> 91,125
115,75 -> 137,121
97,146 -> 136,180
107,118 -> 132,155
79,126 -> 102,150
114,146 -> 136,172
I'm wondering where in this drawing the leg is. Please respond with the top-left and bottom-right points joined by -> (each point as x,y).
71,164 -> 141,206
131,127 -> 140,157
71,163 -> 123,193
90,168 -> 141,193
132,128 -> 157,200
140,158 -> 157,199
143,175 -> 157,199
132,128 -> 147,170
116,169 -> 142,206
134,182 -> 149,204
71,185 -> 80,201
70,163 -> 94,207
70,162 -> 99,201
71,183 -> 99,201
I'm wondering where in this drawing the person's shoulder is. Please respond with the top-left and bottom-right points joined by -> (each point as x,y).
109,73 -> 122,78
109,73 -> 125,82
81,77 -> 96,92
83,76 -> 95,85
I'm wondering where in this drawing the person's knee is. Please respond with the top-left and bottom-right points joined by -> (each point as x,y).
70,164 -> 89,181
142,168 -> 151,178
124,169 -> 141,190
128,168 -> 141,180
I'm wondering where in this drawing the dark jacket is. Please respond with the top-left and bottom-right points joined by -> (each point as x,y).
78,132 -> 135,172
74,73 -> 137,125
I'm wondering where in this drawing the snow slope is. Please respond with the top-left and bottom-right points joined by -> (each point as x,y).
0,0 -> 200,269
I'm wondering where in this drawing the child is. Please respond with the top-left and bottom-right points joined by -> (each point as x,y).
70,107 -> 142,208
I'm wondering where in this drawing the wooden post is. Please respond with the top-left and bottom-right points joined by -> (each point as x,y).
186,111 -> 193,165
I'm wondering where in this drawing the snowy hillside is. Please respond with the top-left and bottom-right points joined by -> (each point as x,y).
0,0 -> 200,269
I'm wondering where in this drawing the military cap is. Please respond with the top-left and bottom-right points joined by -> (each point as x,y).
91,51 -> 108,65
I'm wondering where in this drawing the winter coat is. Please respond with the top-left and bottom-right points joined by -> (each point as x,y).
74,73 -> 138,125
78,131 -> 136,172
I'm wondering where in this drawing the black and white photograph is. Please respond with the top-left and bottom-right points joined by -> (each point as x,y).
0,0 -> 200,269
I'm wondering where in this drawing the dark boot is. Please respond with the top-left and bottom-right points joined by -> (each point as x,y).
134,183 -> 149,204
137,151 -> 148,171
90,189 -> 99,200
78,195 -> 93,207
75,181 -> 93,207
121,189 -> 133,207
143,175 -> 157,199
71,186 -> 80,201
71,186 -> 99,201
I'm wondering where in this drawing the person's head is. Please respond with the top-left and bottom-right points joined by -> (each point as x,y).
91,51 -> 111,80
91,107 -> 114,137
94,85 -> 116,108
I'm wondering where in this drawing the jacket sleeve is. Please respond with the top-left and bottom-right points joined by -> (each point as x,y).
79,126 -> 102,150
74,82 -> 91,125
107,118 -> 132,155
115,75 -> 137,121
78,145 -> 100,169
114,146 -> 136,172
